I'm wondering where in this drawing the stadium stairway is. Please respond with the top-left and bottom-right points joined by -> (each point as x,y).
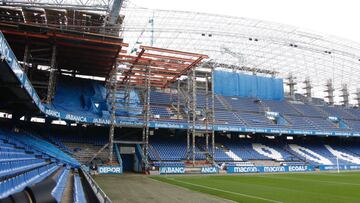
73,171 -> 86,203
148,143 -> 162,161
61,171 -> 74,203
215,95 -> 232,111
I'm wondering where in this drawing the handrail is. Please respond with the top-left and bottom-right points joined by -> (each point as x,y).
136,144 -> 149,167
80,166 -> 112,203
114,144 -> 123,166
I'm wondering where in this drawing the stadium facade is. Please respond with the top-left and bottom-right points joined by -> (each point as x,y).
1,0 -> 360,202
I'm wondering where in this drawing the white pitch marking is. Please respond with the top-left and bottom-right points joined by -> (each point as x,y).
165,177 -> 284,203
256,175 -> 360,186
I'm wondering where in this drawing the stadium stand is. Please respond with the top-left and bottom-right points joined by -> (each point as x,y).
0,125 -> 105,201
149,137 -> 206,161
22,75 -> 360,136
145,134 -> 360,167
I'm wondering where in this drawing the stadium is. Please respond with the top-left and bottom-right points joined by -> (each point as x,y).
1,0 -> 360,202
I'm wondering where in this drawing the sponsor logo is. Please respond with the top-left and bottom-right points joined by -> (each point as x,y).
65,114 -> 87,122
201,167 -> 218,174
263,166 -> 286,173
93,118 -> 111,125
159,167 -> 185,174
46,109 -> 61,117
288,165 -> 308,172
228,165 -> 313,174
233,166 -> 259,173
320,164 -> 360,171
266,112 -> 279,117
98,166 -> 122,174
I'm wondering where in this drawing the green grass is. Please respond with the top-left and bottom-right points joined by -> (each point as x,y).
151,172 -> 360,203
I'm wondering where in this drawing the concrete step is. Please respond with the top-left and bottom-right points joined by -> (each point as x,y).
61,170 -> 74,203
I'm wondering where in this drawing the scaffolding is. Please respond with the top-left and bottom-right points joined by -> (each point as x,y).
355,88 -> 360,107
286,73 -> 297,100
325,79 -> 335,105
0,1 -> 123,36
340,84 -> 350,107
106,45 -> 208,166
181,64 -> 215,165
303,77 -> 312,102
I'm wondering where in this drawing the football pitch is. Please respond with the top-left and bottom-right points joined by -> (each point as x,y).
151,172 -> 360,203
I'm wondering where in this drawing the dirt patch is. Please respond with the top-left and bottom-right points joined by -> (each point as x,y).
94,173 -> 233,203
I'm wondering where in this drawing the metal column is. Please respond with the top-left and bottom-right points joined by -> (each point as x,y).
211,67 -> 216,162
22,44 -> 30,74
108,67 -> 117,163
191,68 -> 196,165
205,74 -> 209,156
177,80 -> 181,118
142,65 -> 151,165
186,71 -> 191,161
46,45 -> 57,104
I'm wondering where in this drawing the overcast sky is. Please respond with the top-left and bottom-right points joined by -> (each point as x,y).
130,0 -> 360,43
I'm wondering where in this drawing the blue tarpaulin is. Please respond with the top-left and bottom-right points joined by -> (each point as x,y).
52,77 -> 107,116
214,70 -> 284,100
52,77 -> 142,117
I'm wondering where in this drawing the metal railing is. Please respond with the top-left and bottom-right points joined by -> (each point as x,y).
80,166 -> 112,203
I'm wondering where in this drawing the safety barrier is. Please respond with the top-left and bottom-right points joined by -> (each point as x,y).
80,166 -> 112,203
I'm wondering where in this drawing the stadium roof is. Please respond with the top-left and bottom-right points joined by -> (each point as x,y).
120,6 -> 360,103
0,0 -> 113,11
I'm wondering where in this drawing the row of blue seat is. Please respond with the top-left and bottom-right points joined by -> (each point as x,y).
0,159 -> 47,179
149,139 -> 206,161
11,132 -> 79,167
44,135 -> 74,155
0,153 -> 36,162
0,163 -> 59,199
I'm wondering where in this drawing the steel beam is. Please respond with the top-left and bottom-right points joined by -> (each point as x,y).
46,45 -> 57,103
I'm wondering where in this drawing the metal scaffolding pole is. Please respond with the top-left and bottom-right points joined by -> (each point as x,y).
325,79 -> 335,105
184,65 -> 216,165
286,73 -> 297,100
142,65 -> 151,165
303,77 -> 312,102
22,44 -> 30,74
211,67 -> 215,162
355,88 -> 360,107
340,83 -> 349,107
186,71 -> 191,161
177,80 -> 181,118
205,74 -> 209,155
108,67 -> 118,163
46,45 -> 57,104
191,69 -> 196,165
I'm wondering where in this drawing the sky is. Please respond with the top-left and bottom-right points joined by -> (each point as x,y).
129,0 -> 360,43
